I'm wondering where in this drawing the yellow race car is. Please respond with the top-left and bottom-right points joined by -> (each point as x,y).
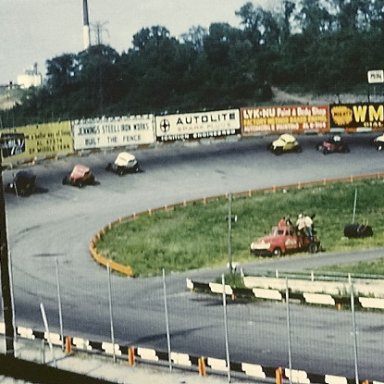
267,133 -> 302,155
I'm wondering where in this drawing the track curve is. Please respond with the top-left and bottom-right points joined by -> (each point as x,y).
3,133 -> 384,380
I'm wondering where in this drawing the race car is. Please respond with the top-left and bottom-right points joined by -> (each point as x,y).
267,133 -> 302,155
5,170 -> 37,197
106,151 -> 142,175
316,135 -> 350,154
372,134 -> 384,151
62,164 -> 97,187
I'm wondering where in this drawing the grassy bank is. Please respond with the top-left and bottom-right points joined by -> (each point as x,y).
97,179 -> 384,276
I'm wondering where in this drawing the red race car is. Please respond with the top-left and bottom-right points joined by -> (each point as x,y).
62,164 -> 97,188
316,135 -> 350,155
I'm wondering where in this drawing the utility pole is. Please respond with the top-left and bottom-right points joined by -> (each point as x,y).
0,153 -> 15,356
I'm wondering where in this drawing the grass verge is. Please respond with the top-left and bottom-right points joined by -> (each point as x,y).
96,179 -> 384,276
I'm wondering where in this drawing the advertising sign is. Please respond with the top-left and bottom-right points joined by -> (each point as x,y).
1,121 -> 73,165
330,103 -> 384,130
73,115 -> 155,150
241,105 -> 329,135
155,109 -> 240,141
0,133 -> 25,158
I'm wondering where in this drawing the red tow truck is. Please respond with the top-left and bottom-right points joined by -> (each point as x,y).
250,224 -> 320,257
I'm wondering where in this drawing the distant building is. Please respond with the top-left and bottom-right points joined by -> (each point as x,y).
17,63 -> 43,89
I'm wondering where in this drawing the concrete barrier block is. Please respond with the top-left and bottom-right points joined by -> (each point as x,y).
102,341 -> 122,356
241,362 -> 266,378
209,282 -> 233,295
73,337 -> 91,351
186,278 -> 194,290
44,332 -> 62,346
17,327 -> 35,340
359,297 -> 384,309
325,374 -> 348,384
284,368 -> 310,384
137,347 -> 159,361
171,352 -> 191,366
207,357 -> 228,372
303,293 -> 335,306
253,288 -> 282,301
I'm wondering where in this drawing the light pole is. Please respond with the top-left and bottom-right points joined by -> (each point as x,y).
0,153 -> 15,356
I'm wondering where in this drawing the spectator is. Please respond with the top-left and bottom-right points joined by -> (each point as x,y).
304,214 -> 313,237
296,214 -> 306,235
278,216 -> 286,228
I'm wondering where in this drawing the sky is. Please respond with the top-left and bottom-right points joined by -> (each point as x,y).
0,0 -> 279,85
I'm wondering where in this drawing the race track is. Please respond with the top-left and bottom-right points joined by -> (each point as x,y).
2,133 -> 384,380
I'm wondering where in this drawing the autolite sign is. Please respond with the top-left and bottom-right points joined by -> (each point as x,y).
330,103 -> 384,130
241,105 -> 329,135
155,109 -> 240,141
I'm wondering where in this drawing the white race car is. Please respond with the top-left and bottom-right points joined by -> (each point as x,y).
106,152 -> 142,175
373,134 -> 384,151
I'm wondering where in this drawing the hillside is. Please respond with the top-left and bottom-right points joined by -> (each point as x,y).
0,88 -> 22,111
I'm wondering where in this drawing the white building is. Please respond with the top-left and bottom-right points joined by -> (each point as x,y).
17,63 -> 43,89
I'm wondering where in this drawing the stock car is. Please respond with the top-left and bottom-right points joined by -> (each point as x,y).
267,133 -> 302,155
372,134 -> 384,151
5,170 -> 37,197
106,152 -> 141,175
62,164 -> 97,188
316,135 -> 350,154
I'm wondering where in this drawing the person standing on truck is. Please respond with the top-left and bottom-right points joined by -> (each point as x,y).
304,214 -> 313,238
278,216 -> 286,228
296,214 -> 306,235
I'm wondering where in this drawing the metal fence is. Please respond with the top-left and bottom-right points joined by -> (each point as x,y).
2,259 -> 384,384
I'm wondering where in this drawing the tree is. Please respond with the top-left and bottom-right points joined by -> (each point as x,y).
46,54 -> 77,95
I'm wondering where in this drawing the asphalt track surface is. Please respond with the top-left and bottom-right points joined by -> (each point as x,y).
2,133 -> 384,381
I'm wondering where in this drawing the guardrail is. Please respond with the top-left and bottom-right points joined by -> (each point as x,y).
186,277 -> 384,311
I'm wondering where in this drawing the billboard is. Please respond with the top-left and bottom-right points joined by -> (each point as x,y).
241,105 -> 329,135
0,133 -> 26,158
155,109 -> 240,141
73,115 -> 155,150
1,121 -> 73,165
330,103 -> 384,130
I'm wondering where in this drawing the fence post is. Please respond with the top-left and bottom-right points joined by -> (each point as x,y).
285,278 -> 292,384
198,356 -> 207,376
275,367 -> 283,384
163,269 -> 172,373
55,258 -> 64,351
222,274 -> 231,383
128,347 -> 135,366
107,264 -> 116,362
65,336 -> 72,353
350,280 -> 359,384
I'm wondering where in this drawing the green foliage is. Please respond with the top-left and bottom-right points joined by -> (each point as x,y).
3,1 -> 384,126
96,179 -> 384,277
